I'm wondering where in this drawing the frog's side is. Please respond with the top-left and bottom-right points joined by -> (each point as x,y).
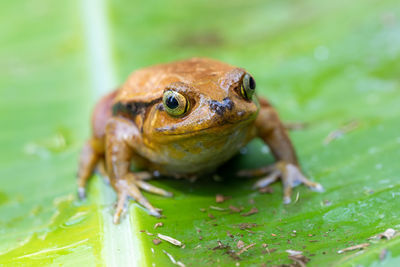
78,57 -> 323,223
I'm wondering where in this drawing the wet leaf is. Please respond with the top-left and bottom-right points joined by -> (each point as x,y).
1,0 -> 400,266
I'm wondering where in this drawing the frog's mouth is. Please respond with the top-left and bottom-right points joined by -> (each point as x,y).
155,114 -> 256,137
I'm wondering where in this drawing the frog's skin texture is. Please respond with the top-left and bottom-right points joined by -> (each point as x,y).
78,58 -> 323,223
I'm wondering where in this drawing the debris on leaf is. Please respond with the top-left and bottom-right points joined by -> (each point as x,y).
211,241 -> 244,260
271,233 -> 277,237
237,243 -> 256,255
216,194 -> 231,203
154,222 -> 163,229
288,254 -> 310,266
241,207 -> 259,217
286,249 -> 303,256
227,231 -> 234,238
263,248 -> 277,254
210,205 -> 227,211
237,240 -> 245,249
370,228 -> 397,240
163,250 -> 186,267
323,120 -> 359,145
337,243 -> 370,254
145,230 -> 154,236
259,186 -> 274,194
213,241 -> 229,250
199,208 -> 206,212
229,205 -> 243,213
294,191 -> 300,203
152,238 -> 161,245
208,213 -> 216,219
157,233 -> 183,247
236,223 -> 258,230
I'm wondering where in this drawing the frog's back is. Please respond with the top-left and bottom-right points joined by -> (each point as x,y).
115,57 -> 235,104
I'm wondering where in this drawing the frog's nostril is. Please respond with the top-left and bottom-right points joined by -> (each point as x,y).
209,97 -> 234,116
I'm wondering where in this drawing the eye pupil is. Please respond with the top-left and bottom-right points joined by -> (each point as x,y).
249,76 -> 256,90
166,95 -> 179,109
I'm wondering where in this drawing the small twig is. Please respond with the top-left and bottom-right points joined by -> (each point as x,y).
338,243 -> 370,254
237,243 -> 256,255
324,120 -> 359,145
157,233 -> 183,247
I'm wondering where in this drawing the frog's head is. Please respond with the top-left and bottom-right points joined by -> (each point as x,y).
147,62 -> 259,142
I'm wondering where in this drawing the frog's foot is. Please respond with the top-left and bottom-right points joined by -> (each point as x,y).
113,173 -> 173,224
77,140 -> 101,200
238,162 -> 324,204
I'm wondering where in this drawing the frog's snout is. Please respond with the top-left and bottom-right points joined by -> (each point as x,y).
209,97 -> 234,116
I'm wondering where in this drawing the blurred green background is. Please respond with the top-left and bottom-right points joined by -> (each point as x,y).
1,0 -> 400,266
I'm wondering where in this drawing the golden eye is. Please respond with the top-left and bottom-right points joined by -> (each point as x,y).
162,90 -> 189,117
240,73 -> 256,100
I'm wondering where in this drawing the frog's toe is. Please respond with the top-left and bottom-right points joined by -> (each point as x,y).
124,178 -> 162,218
136,180 -> 173,197
113,191 -> 128,224
279,162 -> 323,204
251,161 -> 323,204
78,187 -> 86,200
252,170 -> 280,189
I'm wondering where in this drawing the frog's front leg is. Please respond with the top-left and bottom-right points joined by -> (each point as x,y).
105,117 -> 173,224
239,98 -> 323,204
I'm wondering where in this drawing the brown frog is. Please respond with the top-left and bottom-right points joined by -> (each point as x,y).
78,58 -> 323,223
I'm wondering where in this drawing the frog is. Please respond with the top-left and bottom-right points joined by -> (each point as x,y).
78,57 -> 323,223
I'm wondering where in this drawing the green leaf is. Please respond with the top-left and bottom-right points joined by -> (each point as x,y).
1,0 -> 400,266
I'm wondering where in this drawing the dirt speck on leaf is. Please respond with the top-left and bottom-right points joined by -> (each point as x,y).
216,194 -> 231,203
229,205 -> 243,213
241,207 -> 259,217
237,240 -> 245,249
236,223 -> 258,230
154,222 -> 163,229
152,239 -> 161,245
237,243 -> 256,255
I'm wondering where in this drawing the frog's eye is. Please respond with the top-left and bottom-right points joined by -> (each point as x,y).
162,90 -> 190,117
240,73 -> 256,100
